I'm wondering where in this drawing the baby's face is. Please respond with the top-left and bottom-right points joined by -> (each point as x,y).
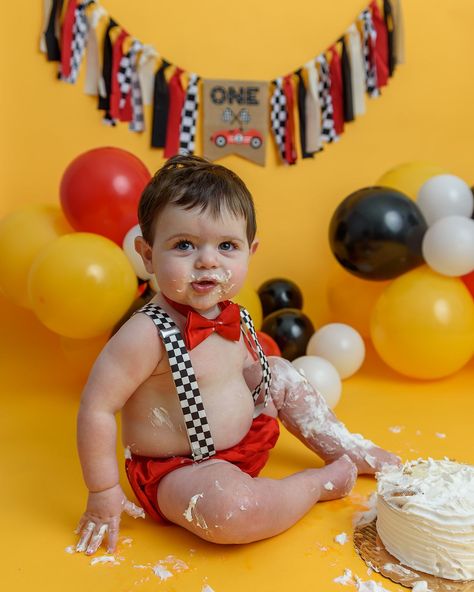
137,204 -> 257,313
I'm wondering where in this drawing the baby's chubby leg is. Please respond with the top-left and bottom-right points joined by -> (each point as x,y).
246,357 -> 399,474
157,456 -> 357,544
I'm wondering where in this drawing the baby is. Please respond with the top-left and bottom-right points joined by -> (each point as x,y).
75,155 -> 398,555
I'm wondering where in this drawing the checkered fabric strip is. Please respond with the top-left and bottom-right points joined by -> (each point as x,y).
118,46 -> 133,110
138,303 -> 216,462
63,1 -> 93,83
128,40 -> 145,132
316,54 -> 338,144
179,73 -> 200,155
359,9 -> 380,98
270,78 -> 287,162
239,307 -> 272,406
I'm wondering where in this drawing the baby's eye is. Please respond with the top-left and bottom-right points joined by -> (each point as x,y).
219,241 -> 237,252
174,240 -> 194,251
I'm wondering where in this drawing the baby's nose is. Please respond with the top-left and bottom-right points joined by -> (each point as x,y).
195,246 -> 219,268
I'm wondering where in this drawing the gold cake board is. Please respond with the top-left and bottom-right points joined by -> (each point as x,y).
354,519 -> 474,592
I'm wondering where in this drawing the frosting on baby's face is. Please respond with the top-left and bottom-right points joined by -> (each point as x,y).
141,204 -> 257,315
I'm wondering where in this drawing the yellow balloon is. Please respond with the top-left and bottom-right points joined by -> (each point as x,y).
233,281 -> 263,329
370,266 -> 474,379
376,162 -> 449,200
327,264 -> 390,338
0,205 -> 72,308
28,233 -> 137,339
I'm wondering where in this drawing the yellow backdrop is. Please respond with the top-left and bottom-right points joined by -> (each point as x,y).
2,0 -> 474,327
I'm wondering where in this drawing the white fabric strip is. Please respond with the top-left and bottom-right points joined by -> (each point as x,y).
304,60 -> 322,153
346,24 -> 366,117
84,5 -> 107,95
138,45 -> 160,106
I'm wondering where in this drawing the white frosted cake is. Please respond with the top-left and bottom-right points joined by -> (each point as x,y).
376,459 -> 474,581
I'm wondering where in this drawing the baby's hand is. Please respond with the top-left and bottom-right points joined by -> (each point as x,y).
75,484 -> 145,555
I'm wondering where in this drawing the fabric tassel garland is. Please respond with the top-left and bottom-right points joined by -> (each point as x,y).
383,0 -> 396,76
282,74 -> 297,165
128,41 -> 145,132
64,1 -> 94,84
179,73 -> 200,155
304,60 -> 323,154
110,29 -> 132,122
359,9 -> 379,97
138,46 -> 159,106
43,0 -> 64,61
340,36 -> 354,122
151,60 -> 171,148
329,45 -> 345,135
392,0 -> 406,65
270,78 -> 288,164
59,0 -> 77,80
98,17 -> 118,125
164,67 -> 186,158
370,0 -> 389,88
84,4 -> 107,96
317,53 -> 337,144
295,69 -> 313,158
346,24 -> 366,116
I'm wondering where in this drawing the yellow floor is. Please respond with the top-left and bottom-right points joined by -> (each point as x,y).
1,293 -> 473,592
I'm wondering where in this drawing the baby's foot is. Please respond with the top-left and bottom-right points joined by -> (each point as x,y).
317,455 -> 358,501
350,445 -> 401,475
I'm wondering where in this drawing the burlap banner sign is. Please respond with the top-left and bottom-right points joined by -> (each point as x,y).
202,80 -> 269,166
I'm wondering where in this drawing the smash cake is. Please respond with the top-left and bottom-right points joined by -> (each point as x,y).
376,459 -> 474,581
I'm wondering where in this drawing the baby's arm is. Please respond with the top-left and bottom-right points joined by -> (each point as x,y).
76,314 -> 162,555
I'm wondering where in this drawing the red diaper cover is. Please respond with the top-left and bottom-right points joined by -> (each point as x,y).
125,413 -> 280,523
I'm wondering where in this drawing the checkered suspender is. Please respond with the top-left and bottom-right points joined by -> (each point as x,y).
140,303 -> 216,462
239,307 -> 272,407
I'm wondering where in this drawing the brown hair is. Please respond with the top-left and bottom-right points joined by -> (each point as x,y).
138,155 -> 257,245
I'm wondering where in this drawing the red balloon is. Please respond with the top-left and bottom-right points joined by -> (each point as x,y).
60,147 -> 151,245
461,271 -> 474,299
256,331 -> 282,357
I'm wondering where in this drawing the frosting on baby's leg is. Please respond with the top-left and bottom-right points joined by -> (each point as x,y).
267,357 -> 400,474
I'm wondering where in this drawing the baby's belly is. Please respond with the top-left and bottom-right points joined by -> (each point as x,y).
121,377 -> 256,458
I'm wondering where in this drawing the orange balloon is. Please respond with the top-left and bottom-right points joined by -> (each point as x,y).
371,266 -> 474,379
327,264 -> 390,338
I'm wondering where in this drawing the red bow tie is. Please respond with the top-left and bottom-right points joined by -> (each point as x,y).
163,296 -> 241,350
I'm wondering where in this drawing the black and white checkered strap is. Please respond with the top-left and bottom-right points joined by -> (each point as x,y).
239,306 -> 272,407
139,303 -> 216,462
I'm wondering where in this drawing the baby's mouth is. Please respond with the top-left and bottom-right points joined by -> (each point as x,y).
191,278 -> 218,293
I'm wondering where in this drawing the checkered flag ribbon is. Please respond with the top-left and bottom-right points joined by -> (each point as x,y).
62,1 -> 93,83
179,73 -> 200,155
128,40 -> 145,132
239,307 -> 272,407
118,45 -> 134,110
138,303 -> 216,462
316,54 -> 337,144
270,78 -> 288,163
359,9 -> 380,98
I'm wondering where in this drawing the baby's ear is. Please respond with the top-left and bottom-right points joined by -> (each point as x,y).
134,236 -> 154,273
249,238 -> 259,255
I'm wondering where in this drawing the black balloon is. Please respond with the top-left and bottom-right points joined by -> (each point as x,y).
329,186 -> 428,280
261,308 -> 314,361
258,278 -> 303,317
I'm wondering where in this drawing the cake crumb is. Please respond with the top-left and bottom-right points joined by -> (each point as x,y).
90,555 -> 118,566
324,481 -> 335,491
388,426 -> 403,434
355,577 -> 391,592
65,546 -> 75,554
334,532 -> 348,545
435,432 -> 446,439
334,568 -> 353,585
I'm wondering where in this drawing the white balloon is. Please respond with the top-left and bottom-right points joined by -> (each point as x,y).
306,323 -> 365,379
417,174 -> 474,226
422,215 -> 474,277
291,355 -> 342,409
122,224 -> 153,280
